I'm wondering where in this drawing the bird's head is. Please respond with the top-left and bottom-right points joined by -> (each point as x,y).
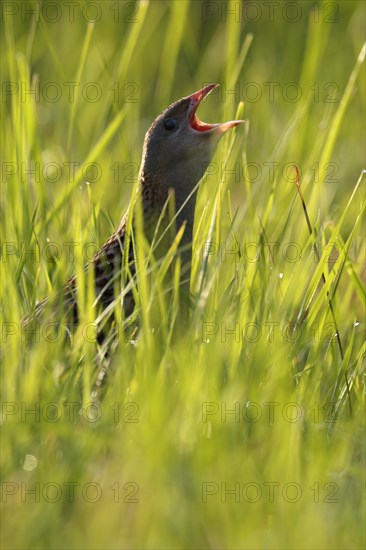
140,84 -> 244,205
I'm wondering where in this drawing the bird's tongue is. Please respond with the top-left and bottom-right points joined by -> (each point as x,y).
188,84 -> 244,134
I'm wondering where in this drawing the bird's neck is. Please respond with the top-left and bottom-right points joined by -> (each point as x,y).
138,170 -> 198,246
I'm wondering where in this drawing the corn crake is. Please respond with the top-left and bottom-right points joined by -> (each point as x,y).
23,84 -> 244,373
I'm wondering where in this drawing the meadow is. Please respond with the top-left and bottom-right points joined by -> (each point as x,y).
1,1 -> 365,548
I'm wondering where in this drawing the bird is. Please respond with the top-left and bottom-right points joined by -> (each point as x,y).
24,84 -> 243,347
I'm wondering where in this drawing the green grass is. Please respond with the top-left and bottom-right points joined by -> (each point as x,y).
1,1 -> 365,548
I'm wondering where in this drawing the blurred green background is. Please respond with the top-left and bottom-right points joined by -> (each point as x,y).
1,1 -> 365,549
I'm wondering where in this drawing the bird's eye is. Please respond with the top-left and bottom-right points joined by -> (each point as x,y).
164,118 -> 178,131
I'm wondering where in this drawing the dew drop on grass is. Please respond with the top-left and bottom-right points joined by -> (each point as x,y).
23,454 -> 37,471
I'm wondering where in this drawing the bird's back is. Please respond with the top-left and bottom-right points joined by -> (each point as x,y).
25,216 -> 136,336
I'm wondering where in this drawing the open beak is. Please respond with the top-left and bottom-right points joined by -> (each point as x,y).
187,84 -> 244,135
